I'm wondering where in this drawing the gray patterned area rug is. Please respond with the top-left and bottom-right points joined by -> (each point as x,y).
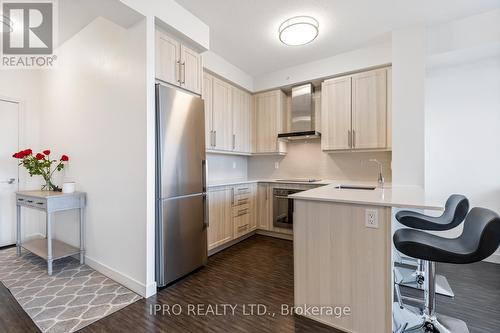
0,247 -> 141,333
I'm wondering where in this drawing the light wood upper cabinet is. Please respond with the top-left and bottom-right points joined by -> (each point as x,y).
321,67 -> 390,151
387,67 -> 392,149
351,69 -> 387,149
180,44 -> 202,94
321,76 -> 352,151
155,30 -> 202,95
156,31 -> 180,85
232,87 -> 251,153
254,90 -> 286,154
203,72 -> 252,155
202,73 -> 213,150
212,77 -> 233,151
208,187 -> 233,251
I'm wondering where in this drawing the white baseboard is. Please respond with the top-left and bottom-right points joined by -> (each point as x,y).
84,255 -> 156,298
256,230 -> 293,240
484,252 -> 500,264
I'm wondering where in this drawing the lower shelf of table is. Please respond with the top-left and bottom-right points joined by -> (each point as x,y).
21,238 -> 81,261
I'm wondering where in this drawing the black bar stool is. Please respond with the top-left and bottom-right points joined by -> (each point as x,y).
395,194 -> 469,297
393,207 -> 500,333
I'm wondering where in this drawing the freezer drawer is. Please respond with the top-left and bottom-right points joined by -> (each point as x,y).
156,194 -> 207,287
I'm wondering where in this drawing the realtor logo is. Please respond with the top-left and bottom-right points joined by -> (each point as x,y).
1,0 -> 57,67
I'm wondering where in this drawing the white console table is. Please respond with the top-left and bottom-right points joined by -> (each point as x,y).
16,191 -> 86,275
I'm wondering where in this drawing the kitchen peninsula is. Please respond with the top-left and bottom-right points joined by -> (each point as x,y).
290,184 -> 443,333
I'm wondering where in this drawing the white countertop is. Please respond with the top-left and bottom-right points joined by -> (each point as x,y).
289,182 -> 444,210
207,178 -> 336,187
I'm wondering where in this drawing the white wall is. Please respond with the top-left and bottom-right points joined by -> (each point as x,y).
248,143 -> 392,182
391,25 -> 426,187
253,41 -> 392,92
203,51 -> 254,91
423,10 -> 500,263
40,17 -> 151,295
425,61 -> 500,263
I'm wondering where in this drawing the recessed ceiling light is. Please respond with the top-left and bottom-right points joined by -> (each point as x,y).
279,16 -> 319,46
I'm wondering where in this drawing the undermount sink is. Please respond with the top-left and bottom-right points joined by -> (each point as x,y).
334,185 -> 377,190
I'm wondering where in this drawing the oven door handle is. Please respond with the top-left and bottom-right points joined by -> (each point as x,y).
274,195 -> 291,199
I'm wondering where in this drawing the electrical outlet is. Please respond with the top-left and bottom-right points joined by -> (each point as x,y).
232,162 -> 237,169
274,162 -> 279,169
365,209 -> 379,229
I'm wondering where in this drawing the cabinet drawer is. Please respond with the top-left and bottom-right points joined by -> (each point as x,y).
233,196 -> 250,206
233,204 -> 250,217
17,196 -> 46,209
234,212 -> 250,238
234,185 -> 251,196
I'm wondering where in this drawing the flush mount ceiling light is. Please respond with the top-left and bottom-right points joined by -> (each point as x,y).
279,16 -> 319,46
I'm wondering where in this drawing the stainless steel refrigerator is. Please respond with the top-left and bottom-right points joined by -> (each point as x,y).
155,83 -> 208,288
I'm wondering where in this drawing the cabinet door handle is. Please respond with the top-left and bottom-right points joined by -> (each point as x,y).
348,130 -> 352,148
352,129 -> 356,148
176,61 -> 181,84
232,134 -> 236,150
231,188 -> 235,205
181,62 -> 186,84
214,130 -> 217,147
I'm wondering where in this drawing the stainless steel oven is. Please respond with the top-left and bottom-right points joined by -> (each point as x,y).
273,188 -> 303,229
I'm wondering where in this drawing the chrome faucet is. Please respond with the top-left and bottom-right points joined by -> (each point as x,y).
369,159 -> 385,188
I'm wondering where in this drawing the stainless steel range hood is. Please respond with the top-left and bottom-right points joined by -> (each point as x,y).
278,83 -> 320,140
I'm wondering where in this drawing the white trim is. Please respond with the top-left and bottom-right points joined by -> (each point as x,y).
84,255 -> 156,298
484,252 -> 500,264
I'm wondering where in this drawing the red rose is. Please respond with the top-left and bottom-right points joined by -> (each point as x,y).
12,152 -> 21,159
35,153 -> 45,160
22,149 -> 32,156
43,150 -> 51,155
60,155 -> 69,162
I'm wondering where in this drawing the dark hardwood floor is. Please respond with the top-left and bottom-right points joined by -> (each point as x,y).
1,235 -> 499,332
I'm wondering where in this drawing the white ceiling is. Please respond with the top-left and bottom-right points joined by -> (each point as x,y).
175,0 -> 500,76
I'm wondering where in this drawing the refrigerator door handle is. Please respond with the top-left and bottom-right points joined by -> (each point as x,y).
202,159 -> 207,193
203,194 -> 209,228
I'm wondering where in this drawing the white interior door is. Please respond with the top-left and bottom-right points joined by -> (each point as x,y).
0,99 -> 19,247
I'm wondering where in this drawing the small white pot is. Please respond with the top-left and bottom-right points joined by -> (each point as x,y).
62,182 -> 76,193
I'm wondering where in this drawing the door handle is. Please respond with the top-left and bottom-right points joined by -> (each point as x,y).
201,160 -> 207,193
1,178 -> 16,184
181,62 -> 186,84
176,61 -> 181,84
352,129 -> 356,148
232,134 -> 236,150
348,130 -> 352,148
214,130 -> 217,147
203,194 -> 209,228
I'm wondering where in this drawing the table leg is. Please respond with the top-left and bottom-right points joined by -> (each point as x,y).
47,212 -> 53,275
16,205 -> 21,256
80,207 -> 85,265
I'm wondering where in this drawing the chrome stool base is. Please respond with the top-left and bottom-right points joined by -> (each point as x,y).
395,266 -> 455,298
393,303 -> 469,333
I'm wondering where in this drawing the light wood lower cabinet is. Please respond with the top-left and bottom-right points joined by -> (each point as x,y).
257,184 -> 271,230
208,184 -> 257,251
207,187 -> 233,251
294,201 -> 391,333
